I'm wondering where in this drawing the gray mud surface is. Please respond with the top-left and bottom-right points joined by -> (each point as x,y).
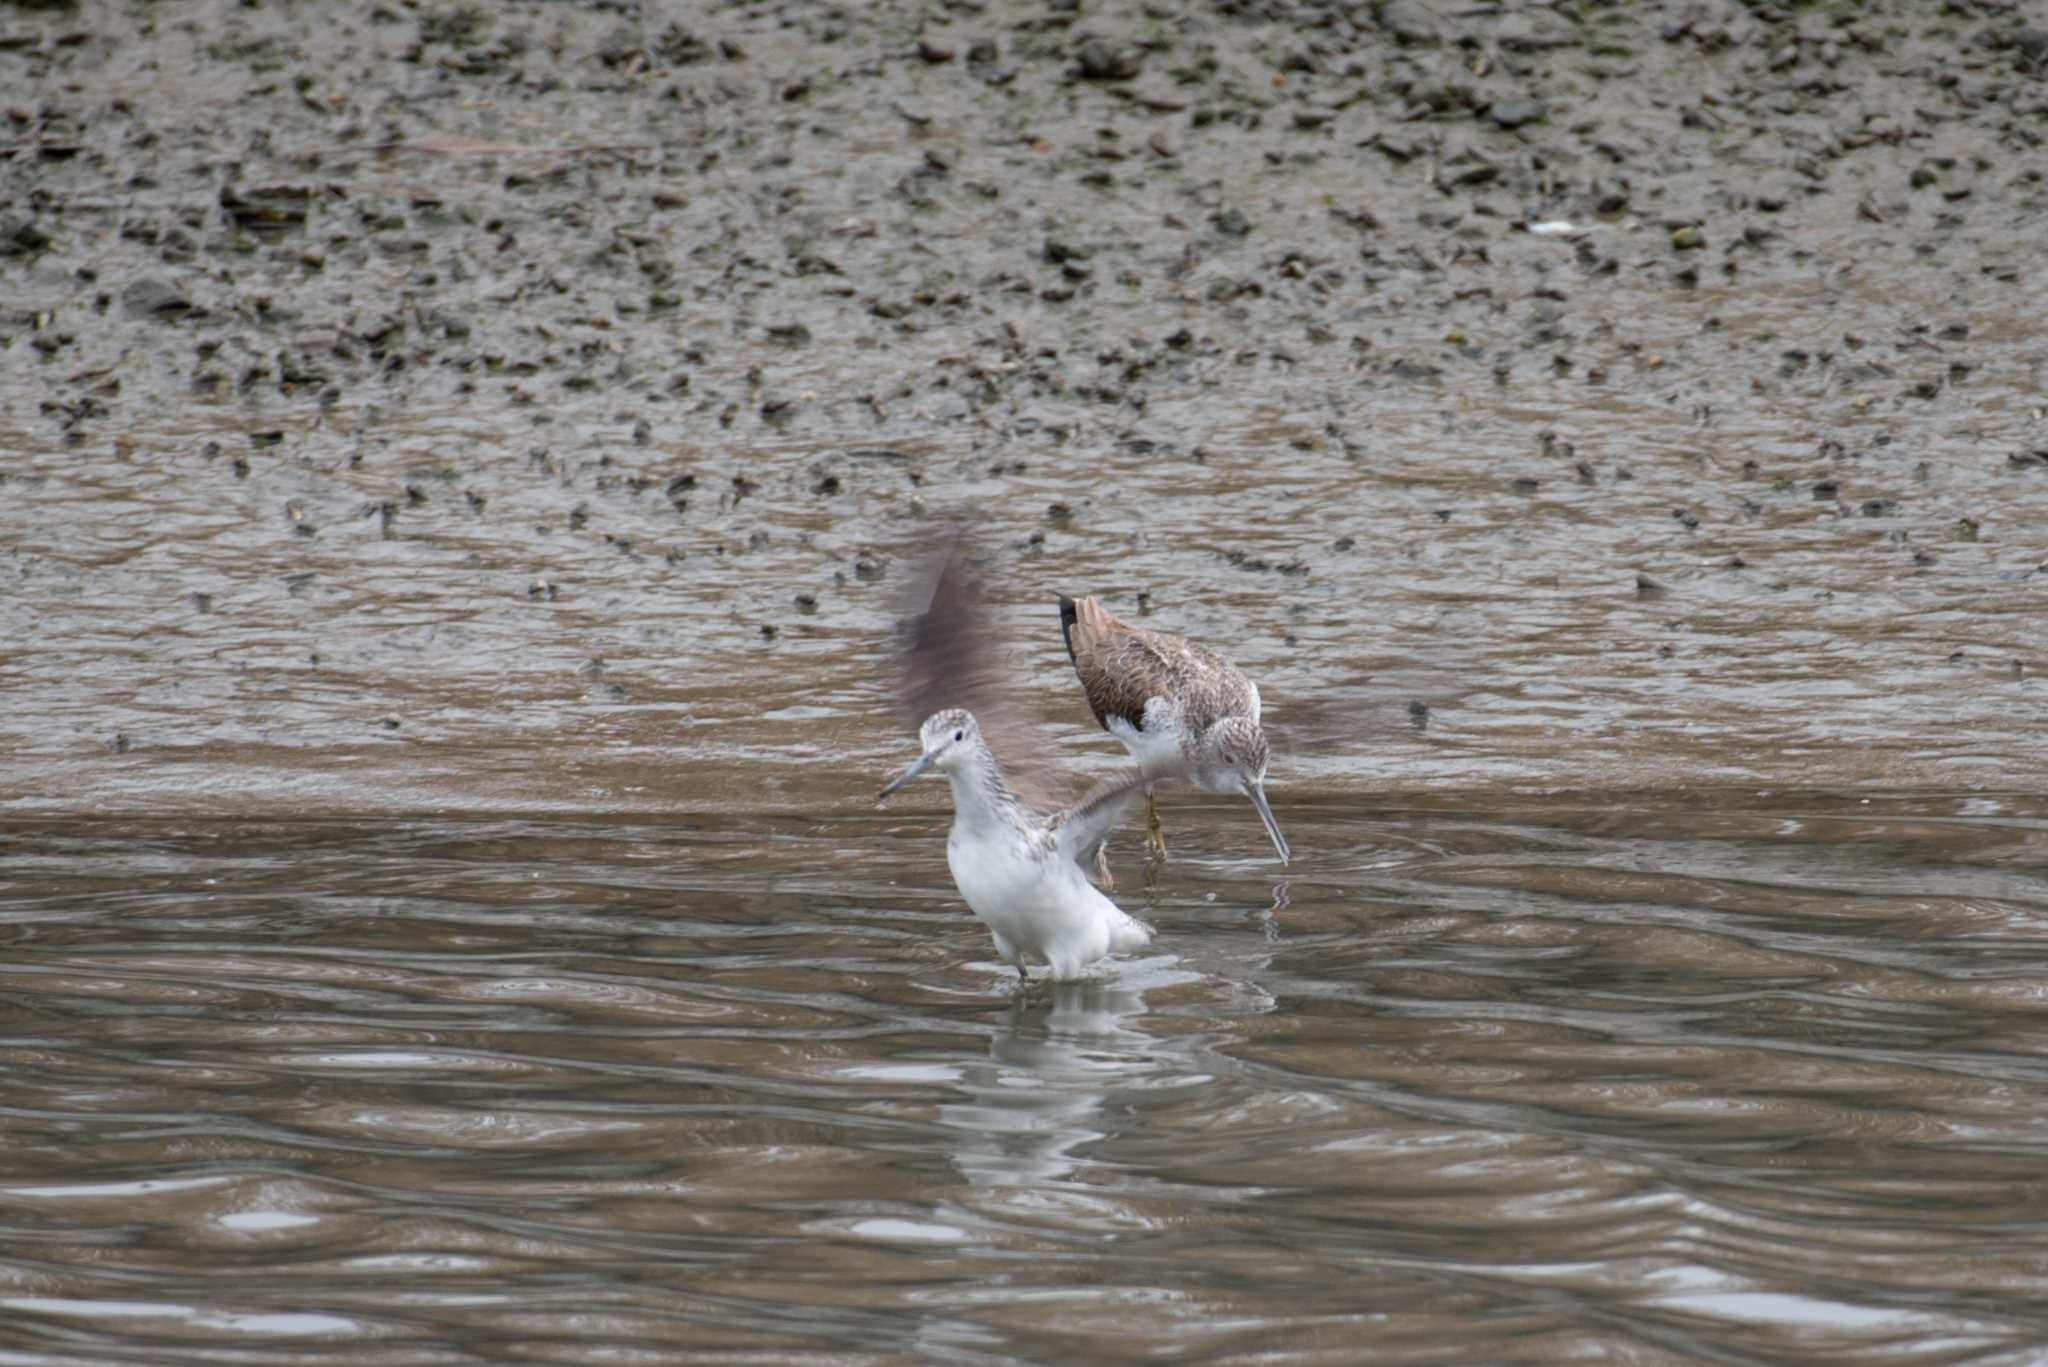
5,0 -> 2047,815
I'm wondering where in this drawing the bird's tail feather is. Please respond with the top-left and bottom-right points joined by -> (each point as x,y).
1056,594 -> 1081,664
1110,914 -> 1152,954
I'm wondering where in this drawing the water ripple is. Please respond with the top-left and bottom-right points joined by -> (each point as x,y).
1,799 -> 2046,1361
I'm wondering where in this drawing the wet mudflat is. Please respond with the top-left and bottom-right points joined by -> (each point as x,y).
3,795 -> 2047,1365
6,0 -> 2048,1362
5,0 -> 2046,811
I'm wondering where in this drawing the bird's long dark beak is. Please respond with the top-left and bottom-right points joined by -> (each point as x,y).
877,748 -> 939,801
1244,782 -> 1290,864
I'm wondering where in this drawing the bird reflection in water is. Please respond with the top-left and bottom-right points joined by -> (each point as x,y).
941,975 -> 1167,1189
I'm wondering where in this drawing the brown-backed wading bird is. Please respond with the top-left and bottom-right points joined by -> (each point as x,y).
1056,593 -> 1289,869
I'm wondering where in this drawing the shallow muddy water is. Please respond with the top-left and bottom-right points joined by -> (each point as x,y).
4,794 -> 2047,1364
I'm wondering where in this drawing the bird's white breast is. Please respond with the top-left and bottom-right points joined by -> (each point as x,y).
946,817 -> 1128,970
947,821 -> 1050,936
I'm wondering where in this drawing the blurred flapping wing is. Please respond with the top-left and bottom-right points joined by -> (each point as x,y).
894,532 -> 1064,811
1048,769 -> 1152,869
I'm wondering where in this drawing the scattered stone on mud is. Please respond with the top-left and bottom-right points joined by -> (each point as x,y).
0,0 -> 2043,811
1073,39 -> 1141,83
1485,100 -> 1546,129
121,278 -> 195,320
1378,0 -> 1442,47
0,217 -> 52,255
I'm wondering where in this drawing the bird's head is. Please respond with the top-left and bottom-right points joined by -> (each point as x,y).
877,708 -> 982,799
1201,716 -> 1288,865
1200,715 -> 1270,791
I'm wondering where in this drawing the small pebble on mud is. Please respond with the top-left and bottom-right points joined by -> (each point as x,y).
1487,100 -> 1547,129
123,278 -> 195,320
1074,39 -> 1141,82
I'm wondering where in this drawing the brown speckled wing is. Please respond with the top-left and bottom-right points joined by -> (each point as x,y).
1059,595 -> 1254,736
896,534 -> 1063,810
1059,595 -> 1159,732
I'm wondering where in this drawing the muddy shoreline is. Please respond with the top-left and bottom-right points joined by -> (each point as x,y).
3,0 -> 2044,816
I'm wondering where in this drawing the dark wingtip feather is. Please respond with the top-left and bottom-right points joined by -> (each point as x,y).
895,526 -> 979,730
891,528 -> 1062,809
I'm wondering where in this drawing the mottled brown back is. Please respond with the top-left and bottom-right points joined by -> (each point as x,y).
1058,595 -> 1257,736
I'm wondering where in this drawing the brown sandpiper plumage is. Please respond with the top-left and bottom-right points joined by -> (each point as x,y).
1057,594 -> 1289,871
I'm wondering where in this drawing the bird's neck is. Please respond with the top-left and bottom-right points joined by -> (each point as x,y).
944,748 -> 1020,832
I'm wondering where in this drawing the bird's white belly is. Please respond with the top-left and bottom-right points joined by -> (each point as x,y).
946,820 -> 1129,974
947,824 -> 1065,949
1106,712 -> 1183,776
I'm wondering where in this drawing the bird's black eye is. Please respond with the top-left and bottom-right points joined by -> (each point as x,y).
953,729 -> 963,742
